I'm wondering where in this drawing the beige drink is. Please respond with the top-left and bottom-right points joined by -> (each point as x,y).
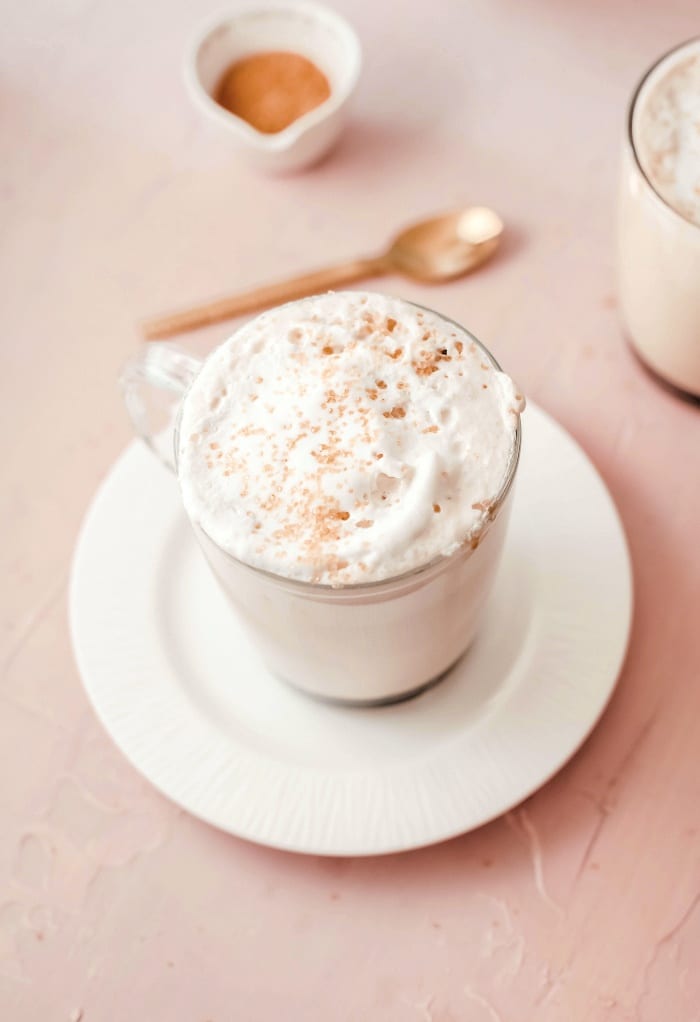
617,38 -> 700,396
123,294 -> 524,704
174,293 -> 524,703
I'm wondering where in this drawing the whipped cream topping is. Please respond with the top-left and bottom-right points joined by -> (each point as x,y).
177,292 -> 524,585
634,48 -> 700,227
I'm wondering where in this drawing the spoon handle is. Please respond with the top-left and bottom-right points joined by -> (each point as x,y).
141,255 -> 390,340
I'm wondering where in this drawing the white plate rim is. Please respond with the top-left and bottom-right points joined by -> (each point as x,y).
69,403 -> 633,856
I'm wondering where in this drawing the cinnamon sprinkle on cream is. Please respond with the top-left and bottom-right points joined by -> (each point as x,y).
177,292 -> 524,585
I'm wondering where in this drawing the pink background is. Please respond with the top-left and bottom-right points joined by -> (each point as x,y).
2,1 -> 700,1019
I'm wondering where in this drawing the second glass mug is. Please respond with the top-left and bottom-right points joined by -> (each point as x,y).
617,36 -> 700,397
121,301 -> 522,706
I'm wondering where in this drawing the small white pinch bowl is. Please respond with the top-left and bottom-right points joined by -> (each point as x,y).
184,2 -> 362,173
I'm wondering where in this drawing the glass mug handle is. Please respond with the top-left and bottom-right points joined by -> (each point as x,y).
120,343 -> 202,472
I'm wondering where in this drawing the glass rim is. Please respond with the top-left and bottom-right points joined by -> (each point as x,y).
626,35 -> 700,232
176,295 -> 523,595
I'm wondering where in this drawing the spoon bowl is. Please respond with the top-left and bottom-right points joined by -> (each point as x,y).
387,207 -> 504,282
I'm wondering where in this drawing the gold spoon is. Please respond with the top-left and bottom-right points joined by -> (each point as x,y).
142,206 -> 504,340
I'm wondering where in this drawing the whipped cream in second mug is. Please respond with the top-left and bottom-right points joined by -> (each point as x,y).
178,292 -> 524,585
634,46 -> 700,227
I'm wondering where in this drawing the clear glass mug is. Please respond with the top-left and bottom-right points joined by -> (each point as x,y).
121,303 -> 521,706
617,37 -> 700,398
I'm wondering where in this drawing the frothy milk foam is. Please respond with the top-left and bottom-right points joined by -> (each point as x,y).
634,49 -> 700,227
178,293 -> 523,585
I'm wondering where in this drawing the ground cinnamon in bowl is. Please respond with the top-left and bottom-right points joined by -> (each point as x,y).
215,51 -> 331,134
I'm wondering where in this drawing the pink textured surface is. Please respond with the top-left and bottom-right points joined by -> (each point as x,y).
2,1 -> 699,1019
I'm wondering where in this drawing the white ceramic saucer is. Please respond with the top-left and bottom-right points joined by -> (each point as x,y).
70,403 -> 632,856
